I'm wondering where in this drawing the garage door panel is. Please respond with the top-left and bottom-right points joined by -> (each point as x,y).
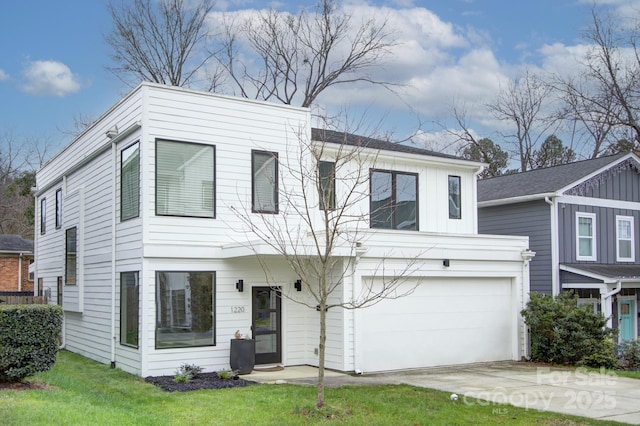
360,278 -> 513,372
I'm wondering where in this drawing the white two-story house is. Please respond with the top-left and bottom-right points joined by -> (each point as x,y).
35,83 -> 532,377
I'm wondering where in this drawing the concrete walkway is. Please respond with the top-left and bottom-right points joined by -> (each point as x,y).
245,362 -> 640,424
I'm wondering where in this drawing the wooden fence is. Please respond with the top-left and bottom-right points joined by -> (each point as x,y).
0,295 -> 48,305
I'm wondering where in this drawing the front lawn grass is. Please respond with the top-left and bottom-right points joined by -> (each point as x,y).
0,351 -> 624,425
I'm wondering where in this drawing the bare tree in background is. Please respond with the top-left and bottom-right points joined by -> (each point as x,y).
106,0 -> 216,88
217,0 -> 396,107
231,126 -> 420,408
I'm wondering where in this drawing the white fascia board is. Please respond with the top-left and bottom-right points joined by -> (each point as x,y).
559,264 -> 617,284
558,195 -> 640,211
477,192 -> 558,208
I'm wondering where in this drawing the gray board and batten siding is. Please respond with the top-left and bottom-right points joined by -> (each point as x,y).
478,200 -> 552,294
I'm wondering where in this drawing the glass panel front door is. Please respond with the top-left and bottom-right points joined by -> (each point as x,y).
619,299 -> 635,342
252,287 -> 282,364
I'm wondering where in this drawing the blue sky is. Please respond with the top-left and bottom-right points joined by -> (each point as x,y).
0,0 -> 633,162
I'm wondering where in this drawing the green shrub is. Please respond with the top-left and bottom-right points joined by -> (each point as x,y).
178,363 -> 202,379
618,340 -> 640,370
521,292 -> 618,368
217,369 -> 237,380
0,304 -> 63,382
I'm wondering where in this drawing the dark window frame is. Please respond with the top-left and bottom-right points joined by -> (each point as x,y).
65,227 -> 77,286
448,175 -> 461,220
251,150 -> 279,214
155,271 -> 216,349
121,141 -> 140,221
40,198 -> 46,235
120,271 -> 140,348
57,276 -> 63,306
55,189 -> 62,229
155,139 -> 216,219
369,169 -> 419,231
319,161 -> 336,210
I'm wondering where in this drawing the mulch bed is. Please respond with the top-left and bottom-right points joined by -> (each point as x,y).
144,372 -> 255,392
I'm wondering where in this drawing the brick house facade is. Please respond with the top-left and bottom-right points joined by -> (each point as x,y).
0,235 -> 34,293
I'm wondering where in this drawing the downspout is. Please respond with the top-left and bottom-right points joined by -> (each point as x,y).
521,249 -> 536,360
601,280 -> 622,329
110,140 -> 117,369
544,196 -> 559,295
352,243 -> 367,374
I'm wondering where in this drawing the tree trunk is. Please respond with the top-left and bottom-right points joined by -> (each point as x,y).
317,301 -> 327,408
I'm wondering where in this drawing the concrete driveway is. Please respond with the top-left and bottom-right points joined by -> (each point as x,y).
247,362 -> 640,424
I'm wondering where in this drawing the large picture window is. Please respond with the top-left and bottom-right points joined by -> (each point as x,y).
448,175 -> 461,219
121,272 -> 139,348
319,161 -> 336,210
370,170 -> 418,230
616,216 -> 635,262
65,227 -> 77,285
252,150 -> 278,213
121,142 -> 140,221
156,140 -> 215,218
576,212 -> 596,261
156,271 -> 215,348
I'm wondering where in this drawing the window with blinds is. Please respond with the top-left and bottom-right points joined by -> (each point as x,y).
252,150 -> 278,213
156,139 -> 215,218
121,142 -> 140,221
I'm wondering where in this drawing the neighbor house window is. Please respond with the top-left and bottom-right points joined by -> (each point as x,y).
155,271 -> 215,348
576,212 -> 596,261
156,139 -> 215,218
252,150 -> 278,213
37,278 -> 43,297
57,276 -> 63,306
121,272 -> 139,348
370,170 -> 418,230
40,198 -> 46,234
616,216 -> 635,262
121,142 -> 140,221
65,227 -> 77,285
55,189 -> 62,228
448,175 -> 461,219
319,161 -> 335,210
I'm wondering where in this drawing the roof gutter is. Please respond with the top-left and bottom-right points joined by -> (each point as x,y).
478,192 -> 558,208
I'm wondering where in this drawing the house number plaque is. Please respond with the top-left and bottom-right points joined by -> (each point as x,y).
231,306 -> 246,313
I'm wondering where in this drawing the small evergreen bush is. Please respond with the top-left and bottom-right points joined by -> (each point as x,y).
521,292 -> 618,368
618,340 -> 640,371
0,304 -> 63,382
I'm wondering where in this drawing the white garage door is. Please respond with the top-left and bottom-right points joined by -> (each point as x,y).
360,277 -> 514,372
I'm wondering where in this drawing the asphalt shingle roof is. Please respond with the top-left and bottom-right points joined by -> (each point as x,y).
311,128 -> 465,161
0,235 -> 33,253
477,153 -> 628,203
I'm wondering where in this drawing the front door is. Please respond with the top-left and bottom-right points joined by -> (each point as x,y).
252,287 -> 282,364
619,299 -> 636,342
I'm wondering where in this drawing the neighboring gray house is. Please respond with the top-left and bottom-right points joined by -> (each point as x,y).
478,152 -> 640,342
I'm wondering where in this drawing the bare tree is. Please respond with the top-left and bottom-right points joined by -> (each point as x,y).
231,126 -> 420,408
488,70 -> 559,172
105,0 -> 216,88
217,0 -> 396,107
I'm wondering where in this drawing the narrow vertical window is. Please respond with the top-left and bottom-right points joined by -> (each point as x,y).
40,198 -> 46,234
319,161 -> 335,210
57,276 -> 63,306
37,278 -> 43,297
252,150 -> 278,213
55,189 -> 62,228
65,227 -> 77,285
156,140 -> 215,218
121,271 -> 139,348
576,212 -> 596,261
616,216 -> 635,262
121,142 -> 140,221
448,175 -> 461,219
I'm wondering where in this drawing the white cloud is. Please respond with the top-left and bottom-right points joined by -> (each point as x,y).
21,60 -> 81,97
0,69 -> 8,81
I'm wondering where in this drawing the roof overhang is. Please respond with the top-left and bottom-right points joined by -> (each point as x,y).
478,192 -> 558,208
560,263 -> 640,284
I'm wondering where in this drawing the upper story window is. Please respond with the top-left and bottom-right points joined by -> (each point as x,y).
55,189 -> 62,229
576,212 -> 596,261
448,175 -> 461,220
370,169 -> 418,231
121,142 -> 140,221
252,150 -> 278,214
65,227 -> 77,285
156,139 -> 215,218
616,215 -> 635,262
40,198 -> 46,235
319,161 -> 335,210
